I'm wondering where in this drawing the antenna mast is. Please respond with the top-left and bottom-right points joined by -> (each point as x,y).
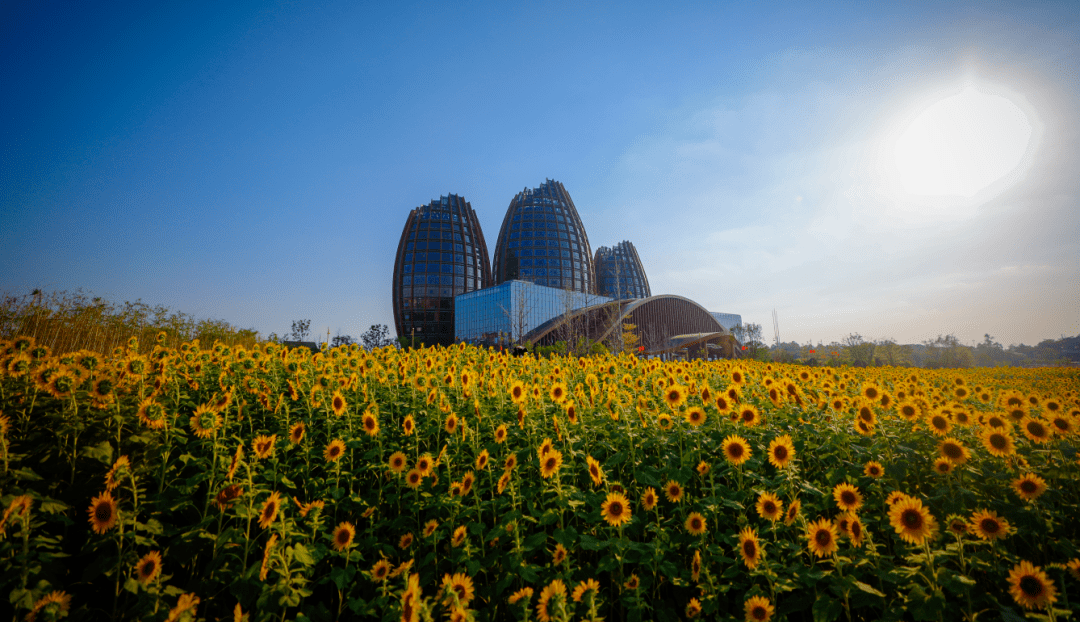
772,309 -> 780,347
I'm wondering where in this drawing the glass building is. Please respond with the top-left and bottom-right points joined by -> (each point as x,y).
709,312 -> 743,331
594,240 -> 651,299
455,280 -> 611,344
491,179 -> 594,293
392,194 -> 492,347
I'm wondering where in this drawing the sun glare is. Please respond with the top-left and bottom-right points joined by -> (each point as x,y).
893,86 -> 1032,198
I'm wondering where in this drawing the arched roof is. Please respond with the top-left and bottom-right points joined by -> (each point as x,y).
523,294 -> 737,357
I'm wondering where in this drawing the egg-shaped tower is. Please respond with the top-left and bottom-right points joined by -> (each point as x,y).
491,179 -> 594,293
392,194 -> 492,347
594,240 -> 651,300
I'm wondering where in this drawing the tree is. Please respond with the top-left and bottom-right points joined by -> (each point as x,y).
360,324 -> 394,350
842,333 -> 875,367
331,332 -> 355,348
921,334 -> 972,369
288,319 -> 311,342
874,338 -> 912,367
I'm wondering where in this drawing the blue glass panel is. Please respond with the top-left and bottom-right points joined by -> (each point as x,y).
427,275 -> 441,285
402,275 -> 411,286
414,263 -> 425,273
404,253 -> 412,262
403,264 -> 412,273
441,264 -> 453,273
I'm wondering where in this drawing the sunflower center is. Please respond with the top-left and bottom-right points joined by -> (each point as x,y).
1027,422 -> 1046,437
764,501 -> 776,514
932,417 -> 947,429
609,502 -> 623,517
1020,576 -> 1042,597
841,492 -> 856,505
774,446 -> 788,460
981,519 -> 999,534
815,530 -> 831,546
742,410 -> 754,422
692,518 -> 702,530
95,503 -> 112,522
944,444 -> 962,459
729,445 -> 744,458
1021,481 -> 1036,494
902,509 -> 923,529
743,541 -> 757,557
752,606 -> 768,621
990,434 -> 1007,449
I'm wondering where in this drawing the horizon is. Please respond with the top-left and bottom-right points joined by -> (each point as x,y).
3,1 -> 1078,347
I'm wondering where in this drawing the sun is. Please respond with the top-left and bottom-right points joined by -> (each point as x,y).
891,85 -> 1033,199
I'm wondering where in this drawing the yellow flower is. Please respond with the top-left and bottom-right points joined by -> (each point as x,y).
969,509 -> 1009,541
539,449 -> 563,479
1012,473 -> 1047,501
536,579 -> 566,622
88,490 -> 119,534
388,451 -> 408,474
685,512 -> 707,536
664,480 -> 684,503
722,435 -> 751,466
806,518 -> 838,558
370,558 -> 391,582
766,435 -> 794,469
863,461 -> 884,478
361,410 -> 380,437
938,437 -> 970,464
252,434 -> 277,460
258,492 -> 282,529
586,455 -> 604,486
1008,560 -> 1058,610
685,406 -> 706,426
641,487 -> 658,511
889,497 -> 936,545
324,439 -> 346,463
832,483 -> 863,512
784,498 -> 801,526
738,526 -> 762,568
135,550 -> 163,584
744,595 -> 774,621
601,492 -> 632,527
571,578 -> 600,603
508,587 -> 534,605
755,492 -> 783,522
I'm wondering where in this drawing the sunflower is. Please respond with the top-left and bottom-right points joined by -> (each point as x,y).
766,435 -> 794,469
784,498 -> 801,526
863,461 -> 884,478
932,457 -> 953,475
927,409 -> 953,436
624,574 -> 640,590
495,424 -> 508,443
1012,473 -> 1047,501
737,404 -> 761,427
326,521 -> 355,551
540,449 -> 563,479
714,395 -> 732,414
536,579 -> 567,622
451,525 -> 467,547
509,380 -> 526,404
26,591 -> 72,622
330,391 -> 346,417
739,526 -> 762,568
601,492 -> 632,527
324,439 -> 346,463
691,549 -> 702,582
104,455 -> 131,491
969,509 -> 1009,541
571,578 -> 600,603
399,532 -> 414,549
1048,414 -> 1076,436
135,550 -> 163,584
215,484 -> 243,511
402,414 -> 415,436
1020,417 -> 1052,444
696,460 -> 711,476
537,437 -> 554,459
136,397 -> 168,430
361,411 -> 380,437
444,413 -> 458,434
756,492 -> 783,522
1008,560 -> 1058,610
641,487 -> 658,511
259,492 -> 282,529
806,518 -> 838,558
686,597 -> 702,618
685,512 -> 707,536
288,422 -> 305,445
885,491 -> 909,507
88,490 -> 119,534
416,453 -> 434,475
508,587 -> 534,605
586,456 -> 604,486
497,471 -> 511,494
423,519 -> 438,538
832,483 -> 863,512
1067,558 -> 1080,582
845,513 -> 866,548
888,497 -> 935,545
664,480 -> 684,503
947,515 -> 968,536
504,454 -> 518,472
549,382 -> 568,404
388,452 -> 408,474
981,428 -> 1015,457
460,471 -> 475,496
744,595 -> 774,622
722,434 -> 751,466
252,434 -> 277,460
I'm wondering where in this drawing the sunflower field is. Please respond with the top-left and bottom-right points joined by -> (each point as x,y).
1,335 -> 1078,622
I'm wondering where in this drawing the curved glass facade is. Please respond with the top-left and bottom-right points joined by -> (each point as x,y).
594,240 -> 651,299
491,179 -> 594,294
392,194 -> 491,347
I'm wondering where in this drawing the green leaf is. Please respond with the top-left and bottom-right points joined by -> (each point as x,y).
123,577 -> 141,594
812,595 -> 843,622
39,497 -> 69,514
291,544 -> 315,566
523,532 -> 547,551
854,581 -> 886,597
82,440 -> 114,465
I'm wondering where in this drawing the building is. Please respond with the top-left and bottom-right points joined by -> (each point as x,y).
594,240 -> 651,299
392,194 -> 492,347
455,280 -> 611,344
709,312 -> 743,331
491,179 -> 595,294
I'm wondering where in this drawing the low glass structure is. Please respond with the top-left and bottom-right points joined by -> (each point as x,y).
455,280 -> 611,344
709,312 -> 743,331
392,194 -> 492,347
594,240 -> 651,299
491,179 -> 595,293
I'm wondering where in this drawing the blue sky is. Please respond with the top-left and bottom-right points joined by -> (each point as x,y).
3,0 -> 1078,347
